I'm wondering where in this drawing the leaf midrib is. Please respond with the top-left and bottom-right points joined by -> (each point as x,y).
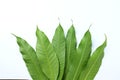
21,40 -> 43,79
73,35 -> 90,80
83,49 -> 103,80
37,33 -> 54,79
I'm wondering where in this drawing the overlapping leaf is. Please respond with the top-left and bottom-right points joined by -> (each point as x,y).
72,30 -> 92,80
36,27 -> 59,80
52,24 -> 65,80
64,29 -> 92,80
79,37 -> 107,80
14,36 -> 48,80
14,24 -> 107,80
63,25 -> 77,80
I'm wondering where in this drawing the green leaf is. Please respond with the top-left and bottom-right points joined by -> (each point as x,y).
52,24 -> 65,80
72,30 -> 92,80
63,25 -> 77,80
36,27 -> 59,80
15,36 -> 48,80
14,24 -> 107,80
79,36 -> 107,80
64,29 -> 92,80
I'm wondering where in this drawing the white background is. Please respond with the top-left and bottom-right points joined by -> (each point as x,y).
0,0 -> 119,80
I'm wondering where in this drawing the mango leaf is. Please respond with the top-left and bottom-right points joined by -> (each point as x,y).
72,30 -> 92,80
36,27 -> 59,80
63,25 -> 77,80
14,24 -> 107,80
64,29 -> 92,80
79,36 -> 107,80
14,35 -> 48,80
52,24 -> 65,80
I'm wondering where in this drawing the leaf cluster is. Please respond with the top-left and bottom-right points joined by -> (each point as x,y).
14,24 -> 107,80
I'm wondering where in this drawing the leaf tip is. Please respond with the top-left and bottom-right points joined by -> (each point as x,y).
36,25 -> 39,31
11,33 -> 16,37
71,19 -> 73,25
58,17 -> 61,24
70,24 -> 75,29
88,24 -> 92,30
104,33 -> 107,45
11,33 -> 18,38
58,23 -> 62,27
104,34 -> 107,40
36,26 -> 41,35
56,23 -> 64,32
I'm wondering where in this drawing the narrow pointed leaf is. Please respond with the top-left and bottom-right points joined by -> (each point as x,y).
15,36 -> 48,80
36,27 -> 59,80
52,24 -> 65,80
79,37 -> 107,80
72,30 -> 92,80
63,25 -> 77,80
64,51 -> 78,80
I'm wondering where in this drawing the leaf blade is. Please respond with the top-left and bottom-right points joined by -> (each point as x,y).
52,24 -> 65,80
36,27 -> 59,80
63,25 -> 77,80
15,36 -> 48,80
79,37 -> 107,80
72,30 -> 92,80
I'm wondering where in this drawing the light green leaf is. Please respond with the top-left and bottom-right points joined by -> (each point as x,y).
63,25 -> 77,80
52,24 -> 65,80
14,24 -> 107,80
72,30 -> 92,80
15,36 -> 48,80
79,37 -> 107,80
64,29 -> 92,80
36,27 -> 59,80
